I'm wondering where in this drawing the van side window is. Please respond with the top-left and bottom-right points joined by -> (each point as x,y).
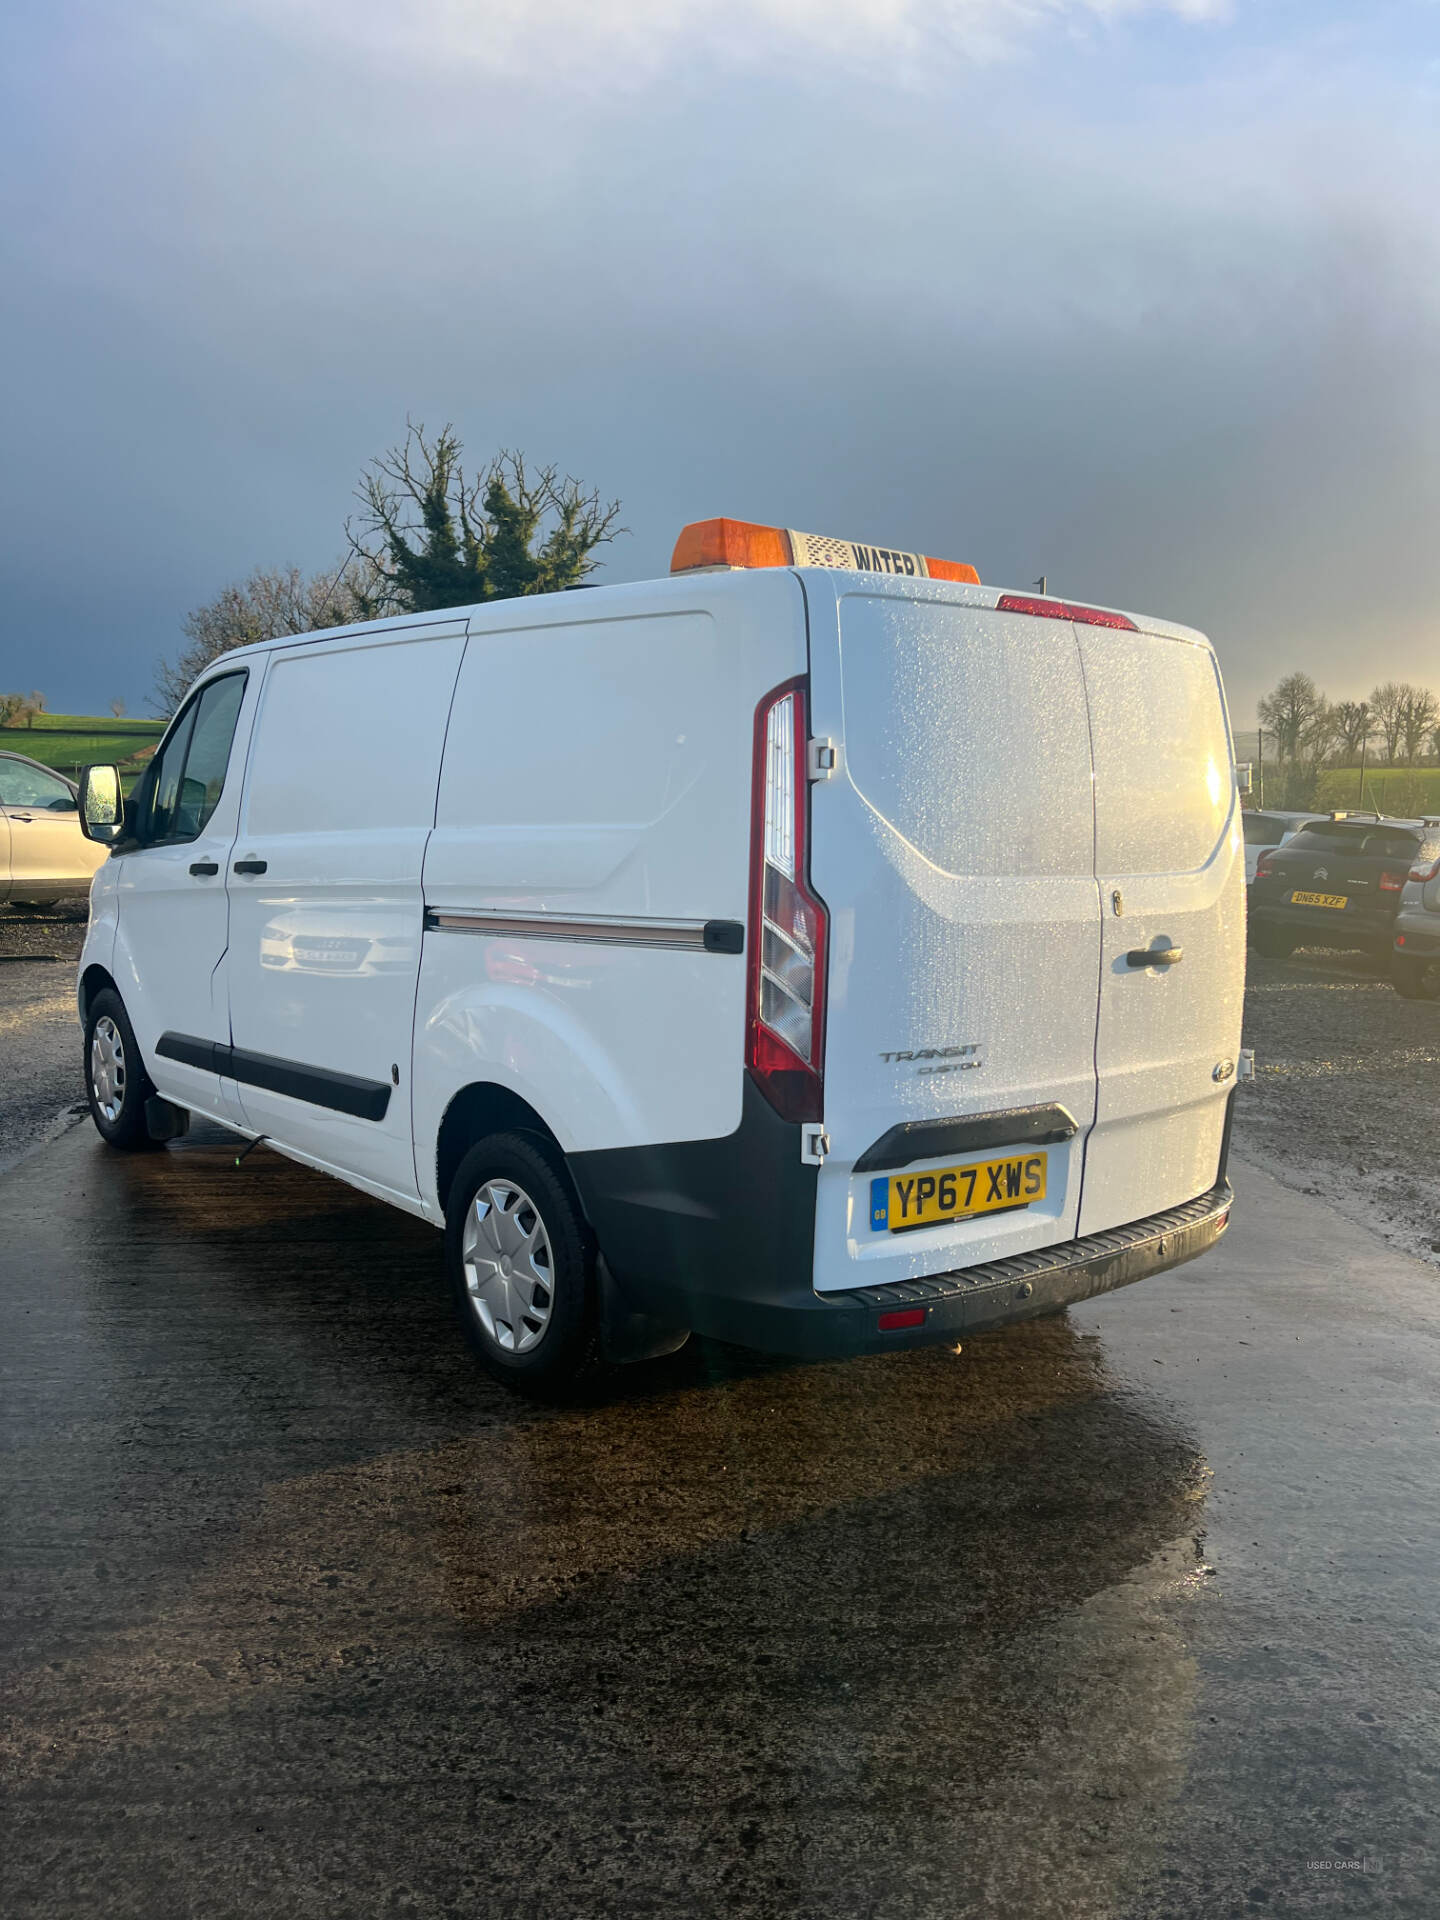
137,672 -> 247,846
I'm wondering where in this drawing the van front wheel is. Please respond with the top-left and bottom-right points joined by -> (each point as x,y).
444,1133 -> 599,1394
84,988 -> 161,1151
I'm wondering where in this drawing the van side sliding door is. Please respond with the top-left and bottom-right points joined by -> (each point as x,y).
224,625 -> 467,1204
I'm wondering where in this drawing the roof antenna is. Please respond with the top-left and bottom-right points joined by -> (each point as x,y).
1033,575 -> 1047,597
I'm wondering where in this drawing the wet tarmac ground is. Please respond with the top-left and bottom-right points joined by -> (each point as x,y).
2,1124 -> 1437,1918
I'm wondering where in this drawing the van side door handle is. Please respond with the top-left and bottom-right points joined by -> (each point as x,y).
233,859 -> 268,875
189,860 -> 220,877
1126,945 -> 1183,967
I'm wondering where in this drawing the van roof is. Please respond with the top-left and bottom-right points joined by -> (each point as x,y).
198,566 -> 1211,682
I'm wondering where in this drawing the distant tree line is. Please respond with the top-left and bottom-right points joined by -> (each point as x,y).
1254,672 -> 1440,809
151,423 -> 624,712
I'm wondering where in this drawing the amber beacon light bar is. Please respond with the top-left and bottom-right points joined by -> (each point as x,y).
670,518 -> 981,584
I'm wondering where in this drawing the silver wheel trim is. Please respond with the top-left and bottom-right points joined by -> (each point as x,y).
461,1178 -> 557,1354
90,1015 -> 127,1123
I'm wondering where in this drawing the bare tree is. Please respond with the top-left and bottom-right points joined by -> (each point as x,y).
1398,686 -> 1439,766
1257,673 -> 1323,761
20,690 -> 46,729
349,422 -> 624,615
1369,682 -> 1406,764
110,697 -> 127,719
153,559 -> 374,713
1331,700 -> 1371,762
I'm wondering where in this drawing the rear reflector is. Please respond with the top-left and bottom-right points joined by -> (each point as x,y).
994,592 -> 1137,631
877,1308 -> 927,1331
672,518 -> 980,584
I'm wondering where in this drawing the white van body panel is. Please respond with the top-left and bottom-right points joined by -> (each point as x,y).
1074,625 -> 1243,1234
411,571 -> 807,1214
804,581 -> 1103,1293
110,666 -> 260,1127
223,623 -> 467,1204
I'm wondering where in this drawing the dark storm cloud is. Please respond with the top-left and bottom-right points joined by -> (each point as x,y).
0,0 -> 1435,718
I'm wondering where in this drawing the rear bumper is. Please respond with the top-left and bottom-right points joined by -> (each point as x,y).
630,1179 -> 1234,1360
1394,916 -> 1440,958
1250,902 -> 1394,948
570,1077 -> 1237,1361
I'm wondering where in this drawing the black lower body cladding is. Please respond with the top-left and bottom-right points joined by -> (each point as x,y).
568,1078 -> 1237,1361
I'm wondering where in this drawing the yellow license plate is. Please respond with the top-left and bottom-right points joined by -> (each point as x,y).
1291,890 -> 1347,909
870,1153 -> 1047,1232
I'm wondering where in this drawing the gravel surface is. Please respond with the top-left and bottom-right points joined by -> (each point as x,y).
0,905 -> 88,1175
1236,944 -> 1440,1271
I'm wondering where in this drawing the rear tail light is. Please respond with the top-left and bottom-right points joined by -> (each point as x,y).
747,678 -> 828,1123
1380,871 -> 1406,892
1255,852 -> 1278,880
1410,857 -> 1440,883
994,592 -> 1137,632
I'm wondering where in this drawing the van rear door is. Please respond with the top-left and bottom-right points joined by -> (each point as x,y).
804,581 -> 1103,1294
1075,627 -> 1244,1235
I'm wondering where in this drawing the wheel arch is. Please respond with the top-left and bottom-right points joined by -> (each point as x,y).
78,963 -> 119,1025
435,1081 -> 568,1216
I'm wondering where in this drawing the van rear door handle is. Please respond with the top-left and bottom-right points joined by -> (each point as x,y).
233,859 -> 268,875
189,860 -> 219,877
1126,946 -> 1183,967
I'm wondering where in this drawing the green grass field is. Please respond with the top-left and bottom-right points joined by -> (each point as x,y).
1315,766 -> 1440,815
1,711 -> 165,781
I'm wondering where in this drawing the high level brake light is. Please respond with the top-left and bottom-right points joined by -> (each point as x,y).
672,518 -> 980,584
994,592 -> 1137,632
747,679 -> 828,1124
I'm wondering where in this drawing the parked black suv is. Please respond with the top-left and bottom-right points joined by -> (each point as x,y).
1248,813 -> 1440,959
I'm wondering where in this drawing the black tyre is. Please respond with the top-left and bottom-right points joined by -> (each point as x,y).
84,988 -> 161,1150
444,1131 -> 599,1395
1251,923 -> 1296,960
1391,956 -> 1440,1001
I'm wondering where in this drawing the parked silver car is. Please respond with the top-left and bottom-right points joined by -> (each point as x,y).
0,750 -> 108,905
1391,824 -> 1440,1000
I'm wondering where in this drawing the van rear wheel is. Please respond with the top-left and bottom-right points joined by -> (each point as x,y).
444,1132 -> 599,1395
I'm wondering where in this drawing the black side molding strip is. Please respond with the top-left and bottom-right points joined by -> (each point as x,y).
155,1032 -> 391,1122
852,1103 -> 1079,1174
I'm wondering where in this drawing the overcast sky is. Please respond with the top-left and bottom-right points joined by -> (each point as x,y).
2,0 -> 1437,722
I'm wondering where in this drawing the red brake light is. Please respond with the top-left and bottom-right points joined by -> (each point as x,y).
747,679 -> 828,1123
994,592 -> 1137,631
1411,858 -> 1440,883
1380,871 -> 1405,892
1255,852 -> 1277,879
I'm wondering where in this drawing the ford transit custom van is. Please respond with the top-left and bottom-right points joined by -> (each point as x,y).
76,519 -> 1245,1391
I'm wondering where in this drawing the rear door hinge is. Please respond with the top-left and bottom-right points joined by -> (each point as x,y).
807,737 -> 842,782
801,1125 -> 830,1165
1237,1048 -> 1256,1082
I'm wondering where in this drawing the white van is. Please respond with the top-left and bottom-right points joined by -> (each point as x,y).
76,518 -> 1245,1391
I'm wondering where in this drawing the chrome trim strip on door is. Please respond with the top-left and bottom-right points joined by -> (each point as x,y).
423,910 -> 744,954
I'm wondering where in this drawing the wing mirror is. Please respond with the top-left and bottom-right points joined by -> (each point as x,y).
77,764 -> 125,844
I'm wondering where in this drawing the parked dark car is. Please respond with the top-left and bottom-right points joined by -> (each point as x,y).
1391,841 -> 1440,1000
1248,813 -> 1440,960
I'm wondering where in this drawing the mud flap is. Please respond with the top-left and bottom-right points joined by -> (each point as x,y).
597,1254 -> 690,1366
144,1096 -> 191,1142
